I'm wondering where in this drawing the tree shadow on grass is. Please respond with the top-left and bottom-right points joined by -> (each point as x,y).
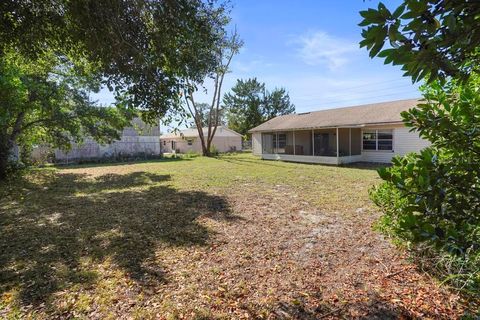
216,155 -> 313,169
53,155 -> 192,170
217,155 -> 384,171
0,170 -> 234,307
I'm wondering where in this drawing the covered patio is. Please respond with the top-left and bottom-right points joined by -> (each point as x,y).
260,127 -> 362,165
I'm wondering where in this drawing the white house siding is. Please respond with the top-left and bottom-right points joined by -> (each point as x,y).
393,126 -> 430,155
361,126 -> 430,163
361,150 -> 396,163
161,135 -> 242,153
262,154 -> 340,165
211,136 -> 242,152
252,133 -> 262,155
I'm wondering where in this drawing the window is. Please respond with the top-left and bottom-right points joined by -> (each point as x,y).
187,139 -> 193,146
163,141 -> 166,146
362,131 -> 377,150
273,133 -> 287,148
363,130 -> 393,151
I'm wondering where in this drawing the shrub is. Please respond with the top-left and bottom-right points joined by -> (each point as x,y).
370,76 -> 480,297
209,145 -> 219,156
184,150 -> 200,158
372,149 -> 480,253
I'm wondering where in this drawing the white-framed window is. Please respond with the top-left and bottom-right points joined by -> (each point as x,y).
362,129 -> 393,151
187,139 -> 193,146
273,133 -> 287,148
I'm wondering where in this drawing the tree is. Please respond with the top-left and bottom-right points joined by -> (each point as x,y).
0,1 -> 230,118
0,1 -> 231,177
0,51 -> 132,179
263,87 -> 295,120
190,103 -> 226,128
223,78 -> 295,136
361,1 -> 480,294
223,78 -> 265,137
183,31 -> 242,156
359,1 -> 480,83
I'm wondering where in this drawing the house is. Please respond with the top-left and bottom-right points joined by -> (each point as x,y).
160,126 -> 242,153
54,118 -> 161,162
249,99 -> 429,164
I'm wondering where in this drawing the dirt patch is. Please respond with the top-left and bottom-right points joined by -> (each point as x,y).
134,185 -> 466,319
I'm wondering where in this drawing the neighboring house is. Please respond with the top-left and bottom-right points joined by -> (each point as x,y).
55,118 -> 161,162
161,126 -> 242,153
249,99 -> 429,165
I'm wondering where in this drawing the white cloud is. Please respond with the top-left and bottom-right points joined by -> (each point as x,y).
294,31 -> 357,70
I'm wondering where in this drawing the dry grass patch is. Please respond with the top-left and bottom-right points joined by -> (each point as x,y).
0,153 -> 474,319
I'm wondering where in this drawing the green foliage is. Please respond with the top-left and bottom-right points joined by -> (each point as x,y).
372,149 -> 479,253
183,30 -> 242,157
191,103 -> 226,128
0,1 -> 232,176
0,0 -> 230,118
359,1 -> 480,83
0,50 -> 133,178
209,145 -> 219,156
370,77 -> 480,295
223,78 -> 295,136
362,0 -> 480,297
184,150 -> 201,158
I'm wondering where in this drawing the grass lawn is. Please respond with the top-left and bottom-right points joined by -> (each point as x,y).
0,153 -> 473,319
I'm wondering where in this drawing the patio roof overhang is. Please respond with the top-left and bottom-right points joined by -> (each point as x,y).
248,121 -> 403,133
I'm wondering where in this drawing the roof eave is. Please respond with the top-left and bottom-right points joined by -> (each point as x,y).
248,121 -> 404,133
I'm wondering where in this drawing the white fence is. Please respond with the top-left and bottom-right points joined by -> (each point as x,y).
54,137 -> 161,163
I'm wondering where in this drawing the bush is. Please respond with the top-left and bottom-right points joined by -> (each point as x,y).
209,145 -> 219,156
184,150 -> 200,158
371,150 -> 480,295
370,76 -> 480,297
371,149 -> 480,253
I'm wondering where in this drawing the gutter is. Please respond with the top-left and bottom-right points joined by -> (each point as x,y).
248,121 -> 405,133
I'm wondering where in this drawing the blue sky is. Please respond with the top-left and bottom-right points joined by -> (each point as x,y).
93,0 -> 420,118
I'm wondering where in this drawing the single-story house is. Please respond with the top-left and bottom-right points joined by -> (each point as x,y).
160,126 -> 242,153
55,118 -> 161,162
249,98 -> 429,165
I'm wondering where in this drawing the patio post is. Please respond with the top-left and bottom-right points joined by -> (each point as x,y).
312,129 -> 315,156
276,132 -> 279,154
336,127 -> 339,162
293,130 -> 296,155
349,128 -> 352,157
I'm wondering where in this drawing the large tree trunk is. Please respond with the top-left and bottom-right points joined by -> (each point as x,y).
201,143 -> 209,156
0,111 -> 25,180
0,137 -> 13,180
0,155 -> 8,180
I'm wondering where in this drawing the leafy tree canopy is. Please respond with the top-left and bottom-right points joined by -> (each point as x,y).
363,1 -> 480,296
0,50 -> 133,178
183,30 -> 242,156
0,0 -> 230,118
191,103 -> 226,128
223,78 -> 295,136
359,1 -> 480,83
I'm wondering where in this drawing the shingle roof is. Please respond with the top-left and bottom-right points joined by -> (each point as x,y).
249,98 -> 420,132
